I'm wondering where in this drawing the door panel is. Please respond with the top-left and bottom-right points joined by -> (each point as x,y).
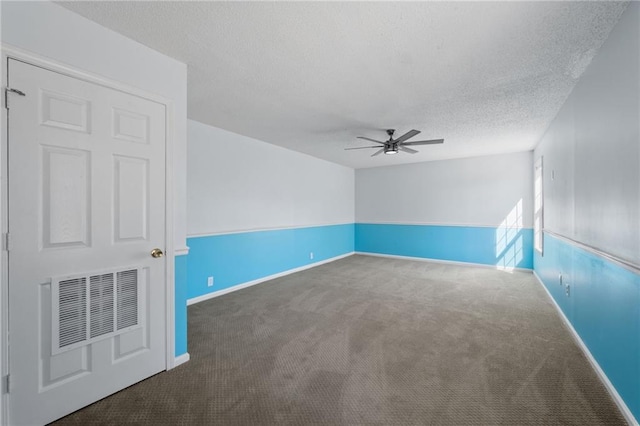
114,155 -> 149,242
7,59 -> 167,425
42,146 -> 91,248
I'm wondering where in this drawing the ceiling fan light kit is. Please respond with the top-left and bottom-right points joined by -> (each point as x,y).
345,129 -> 444,157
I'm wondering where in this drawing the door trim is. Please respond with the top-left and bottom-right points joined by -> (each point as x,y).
1,43 -> 177,425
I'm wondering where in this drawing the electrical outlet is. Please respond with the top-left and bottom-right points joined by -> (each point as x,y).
207,276 -> 214,287
309,252 -> 314,260
565,283 -> 570,297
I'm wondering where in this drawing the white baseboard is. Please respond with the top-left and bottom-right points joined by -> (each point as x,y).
533,272 -> 638,426
174,352 -> 190,367
187,252 -> 354,306
354,251 -> 533,273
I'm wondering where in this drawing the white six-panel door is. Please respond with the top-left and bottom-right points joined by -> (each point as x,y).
7,59 -> 167,425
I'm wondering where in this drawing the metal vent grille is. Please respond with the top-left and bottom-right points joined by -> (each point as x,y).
59,277 -> 87,347
117,269 -> 138,330
52,267 -> 141,354
90,273 -> 115,338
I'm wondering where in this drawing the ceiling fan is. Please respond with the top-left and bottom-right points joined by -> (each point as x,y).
345,129 -> 444,156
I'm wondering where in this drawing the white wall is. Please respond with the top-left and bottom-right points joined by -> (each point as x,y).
1,1 -> 188,251
356,151 -> 533,228
187,120 -> 354,236
534,2 -> 639,264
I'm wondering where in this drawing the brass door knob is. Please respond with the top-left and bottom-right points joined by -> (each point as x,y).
150,248 -> 164,258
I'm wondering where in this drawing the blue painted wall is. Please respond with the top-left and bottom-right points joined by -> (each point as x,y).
535,233 -> 640,420
174,254 -> 188,357
355,223 -> 533,269
186,224 -> 354,300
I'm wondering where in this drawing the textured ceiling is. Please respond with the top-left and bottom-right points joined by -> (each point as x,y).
59,1 -> 627,169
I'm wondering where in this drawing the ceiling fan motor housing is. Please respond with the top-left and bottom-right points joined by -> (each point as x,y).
385,142 -> 398,155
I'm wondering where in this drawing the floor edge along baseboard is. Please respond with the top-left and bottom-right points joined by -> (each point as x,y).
355,251 -> 533,273
533,271 -> 638,426
186,252 -> 355,306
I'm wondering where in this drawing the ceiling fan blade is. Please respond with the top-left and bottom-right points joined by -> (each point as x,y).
344,146 -> 381,150
357,136 -> 386,145
398,146 -> 418,154
402,139 -> 444,146
371,148 -> 385,157
393,129 -> 421,144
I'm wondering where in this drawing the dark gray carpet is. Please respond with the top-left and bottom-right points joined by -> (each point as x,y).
54,255 -> 626,425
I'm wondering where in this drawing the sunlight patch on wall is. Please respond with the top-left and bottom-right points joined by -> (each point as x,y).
496,199 -> 524,270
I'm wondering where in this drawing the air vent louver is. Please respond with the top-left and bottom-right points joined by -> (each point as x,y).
59,277 -> 87,347
117,269 -> 138,330
90,273 -> 115,338
52,268 -> 141,354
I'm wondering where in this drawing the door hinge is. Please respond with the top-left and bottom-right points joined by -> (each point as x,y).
5,87 -> 26,109
2,375 -> 8,394
3,233 -> 9,252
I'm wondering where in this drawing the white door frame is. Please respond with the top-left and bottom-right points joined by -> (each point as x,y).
0,44 -> 178,426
